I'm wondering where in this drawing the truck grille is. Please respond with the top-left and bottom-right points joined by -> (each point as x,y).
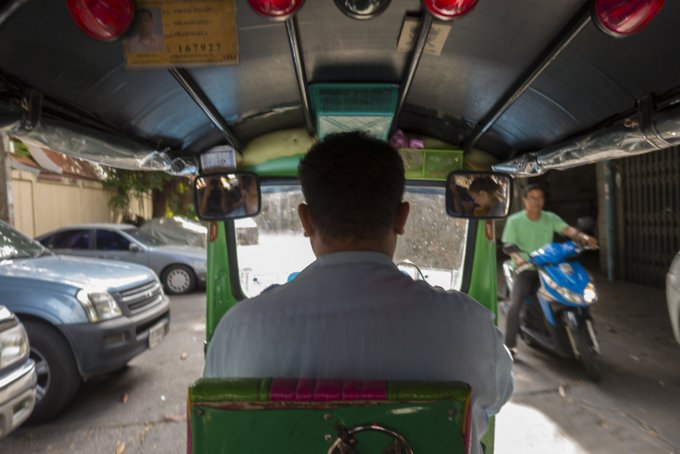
118,281 -> 164,315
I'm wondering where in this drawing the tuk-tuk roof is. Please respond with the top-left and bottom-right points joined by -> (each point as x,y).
1,0 -> 679,172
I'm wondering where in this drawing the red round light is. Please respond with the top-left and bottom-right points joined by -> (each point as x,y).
421,0 -> 479,21
66,0 -> 134,41
248,0 -> 305,20
594,0 -> 665,37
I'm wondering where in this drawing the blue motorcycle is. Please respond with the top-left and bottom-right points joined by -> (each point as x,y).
503,241 -> 601,381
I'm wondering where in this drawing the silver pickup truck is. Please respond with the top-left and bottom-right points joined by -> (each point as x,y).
0,221 -> 170,423
0,306 -> 36,437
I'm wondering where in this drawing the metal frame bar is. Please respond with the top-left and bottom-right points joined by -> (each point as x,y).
391,12 -> 434,136
0,0 -> 30,29
285,16 -> 315,136
169,67 -> 242,151
463,2 -> 593,152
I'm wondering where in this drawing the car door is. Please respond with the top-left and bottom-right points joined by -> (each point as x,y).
94,229 -> 148,267
42,229 -> 97,259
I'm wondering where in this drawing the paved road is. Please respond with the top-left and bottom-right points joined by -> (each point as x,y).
1,292 -> 206,454
496,273 -> 680,454
2,278 -> 679,454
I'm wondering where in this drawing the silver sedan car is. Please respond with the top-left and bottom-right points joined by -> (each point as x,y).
37,223 -> 206,294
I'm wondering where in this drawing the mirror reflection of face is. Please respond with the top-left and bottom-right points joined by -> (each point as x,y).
196,173 -> 260,220
237,176 -> 259,215
446,172 -> 511,219
470,190 -> 492,208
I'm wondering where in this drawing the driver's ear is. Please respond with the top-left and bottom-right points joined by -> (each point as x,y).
393,201 -> 409,235
298,203 -> 314,237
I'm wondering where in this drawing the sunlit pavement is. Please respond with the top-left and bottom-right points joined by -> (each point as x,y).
496,402 -> 587,454
494,259 -> 680,454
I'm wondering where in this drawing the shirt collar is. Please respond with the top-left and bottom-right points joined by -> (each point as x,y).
313,251 -> 396,269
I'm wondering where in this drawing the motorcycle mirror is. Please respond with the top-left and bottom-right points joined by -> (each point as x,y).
445,171 -> 513,219
194,172 -> 261,220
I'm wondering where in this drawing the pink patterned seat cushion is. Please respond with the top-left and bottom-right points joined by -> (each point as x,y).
269,378 -> 388,401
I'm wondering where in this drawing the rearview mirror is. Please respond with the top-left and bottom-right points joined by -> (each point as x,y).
446,171 -> 512,219
194,172 -> 261,220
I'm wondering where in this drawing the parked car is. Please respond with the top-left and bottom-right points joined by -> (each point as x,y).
37,223 -> 206,294
140,216 -> 259,248
0,221 -> 170,422
667,251 -> 680,344
0,306 -> 36,437
139,217 -> 207,248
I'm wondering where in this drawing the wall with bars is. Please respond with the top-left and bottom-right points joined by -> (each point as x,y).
618,146 -> 680,287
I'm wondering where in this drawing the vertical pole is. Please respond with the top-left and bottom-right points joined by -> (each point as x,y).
604,160 -> 616,281
0,135 -> 14,225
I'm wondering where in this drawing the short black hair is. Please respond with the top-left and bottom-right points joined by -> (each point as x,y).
469,176 -> 500,194
522,183 -> 544,198
298,131 -> 405,242
138,8 -> 152,19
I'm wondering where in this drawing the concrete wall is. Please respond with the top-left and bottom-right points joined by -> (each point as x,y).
11,169 -> 151,237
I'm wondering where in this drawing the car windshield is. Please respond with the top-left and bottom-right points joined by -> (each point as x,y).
124,228 -> 166,246
236,183 -> 468,297
0,222 -> 51,260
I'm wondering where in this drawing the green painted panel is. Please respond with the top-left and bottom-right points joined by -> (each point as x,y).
465,221 -> 499,454
191,400 -> 467,453
191,378 -> 272,402
400,148 -> 464,180
241,155 -> 303,177
189,379 -> 471,453
205,222 -> 237,343
466,222 -> 498,316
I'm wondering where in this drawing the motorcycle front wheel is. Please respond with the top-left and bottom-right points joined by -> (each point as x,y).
575,322 -> 601,382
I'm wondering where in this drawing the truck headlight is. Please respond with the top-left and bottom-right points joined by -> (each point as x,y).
583,283 -> 597,305
76,290 -> 122,322
0,322 -> 30,369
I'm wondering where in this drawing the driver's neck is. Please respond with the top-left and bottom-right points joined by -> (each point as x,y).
311,235 -> 396,259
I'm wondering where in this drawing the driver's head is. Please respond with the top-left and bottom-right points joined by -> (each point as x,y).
298,131 -> 406,245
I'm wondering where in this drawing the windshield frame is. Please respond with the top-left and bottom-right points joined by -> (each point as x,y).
226,177 -> 478,302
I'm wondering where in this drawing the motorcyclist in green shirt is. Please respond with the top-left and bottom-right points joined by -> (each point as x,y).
502,184 -> 597,357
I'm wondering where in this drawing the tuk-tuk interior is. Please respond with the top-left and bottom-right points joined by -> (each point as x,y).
2,1 -> 678,172
1,0 -> 679,452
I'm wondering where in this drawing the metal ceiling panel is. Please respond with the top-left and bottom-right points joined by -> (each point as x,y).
0,0 -> 678,164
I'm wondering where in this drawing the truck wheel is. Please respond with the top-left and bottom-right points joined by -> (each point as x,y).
24,320 -> 81,423
162,265 -> 197,294
575,323 -> 601,382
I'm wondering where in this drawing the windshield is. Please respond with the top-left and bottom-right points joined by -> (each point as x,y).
236,183 -> 468,297
0,222 -> 50,260
125,228 -> 166,246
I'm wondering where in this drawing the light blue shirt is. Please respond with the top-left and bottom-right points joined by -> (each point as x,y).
205,251 -> 514,454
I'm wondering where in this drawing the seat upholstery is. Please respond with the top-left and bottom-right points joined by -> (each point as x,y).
188,378 -> 472,454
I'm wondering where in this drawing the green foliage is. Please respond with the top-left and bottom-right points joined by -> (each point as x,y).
102,168 -> 165,209
165,180 -> 197,219
103,169 -> 195,218
11,140 -> 31,158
